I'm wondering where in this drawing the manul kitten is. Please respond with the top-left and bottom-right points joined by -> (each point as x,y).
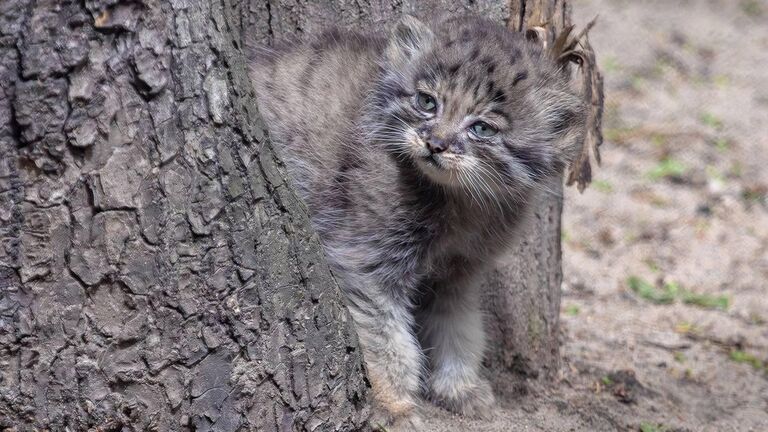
249,15 -> 585,429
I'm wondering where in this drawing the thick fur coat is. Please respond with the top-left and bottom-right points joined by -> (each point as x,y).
249,15 -> 585,429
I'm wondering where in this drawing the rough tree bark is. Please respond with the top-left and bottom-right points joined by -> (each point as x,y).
1,0 -> 585,430
0,0 -> 368,430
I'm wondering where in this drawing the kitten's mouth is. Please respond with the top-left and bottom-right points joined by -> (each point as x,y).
415,153 -> 464,187
413,144 -> 446,169
407,137 -> 462,186
417,153 -> 447,171
421,154 -> 440,167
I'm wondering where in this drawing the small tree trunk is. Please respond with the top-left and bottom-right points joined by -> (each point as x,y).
483,0 -> 575,381
482,177 -> 565,379
0,0 -> 368,430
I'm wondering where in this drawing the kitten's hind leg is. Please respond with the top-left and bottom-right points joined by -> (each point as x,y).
417,271 -> 496,418
344,282 -> 425,429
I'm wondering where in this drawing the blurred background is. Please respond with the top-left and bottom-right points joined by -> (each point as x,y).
561,0 -> 768,430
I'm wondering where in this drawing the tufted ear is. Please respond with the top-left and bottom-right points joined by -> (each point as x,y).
386,15 -> 434,67
541,89 -> 588,168
525,26 -> 549,50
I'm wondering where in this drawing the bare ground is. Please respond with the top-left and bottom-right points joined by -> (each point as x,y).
423,0 -> 768,430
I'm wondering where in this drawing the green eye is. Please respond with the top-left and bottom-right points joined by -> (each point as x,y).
469,121 -> 498,138
416,92 -> 437,113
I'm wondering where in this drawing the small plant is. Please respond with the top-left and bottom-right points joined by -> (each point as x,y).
627,277 -> 676,304
729,350 -> 765,370
650,133 -> 666,147
564,304 -> 581,316
639,422 -> 667,432
593,179 -> 614,193
684,368 -> 694,380
643,258 -> 660,273
713,74 -> 731,88
647,158 -> 686,181
748,312 -> 766,325
713,137 -> 730,152
741,0 -> 764,16
603,126 -> 636,144
680,290 -> 729,310
674,321 -> 698,335
700,112 -> 724,130
627,277 -> 729,310
742,185 -> 767,203
630,75 -> 646,92
602,56 -> 621,73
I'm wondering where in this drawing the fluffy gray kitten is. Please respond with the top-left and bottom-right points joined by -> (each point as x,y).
249,15 -> 585,429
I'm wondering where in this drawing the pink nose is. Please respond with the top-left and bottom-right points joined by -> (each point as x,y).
426,138 -> 448,153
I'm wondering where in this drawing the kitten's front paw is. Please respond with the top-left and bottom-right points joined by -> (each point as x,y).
369,407 -> 424,432
428,375 -> 496,419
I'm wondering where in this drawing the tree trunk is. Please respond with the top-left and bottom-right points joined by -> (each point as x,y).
1,0 -> 576,430
0,1 -> 368,430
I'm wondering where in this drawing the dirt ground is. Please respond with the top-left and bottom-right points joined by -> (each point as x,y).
423,0 -> 768,430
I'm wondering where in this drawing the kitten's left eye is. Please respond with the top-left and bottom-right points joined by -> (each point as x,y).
416,92 -> 438,114
468,121 -> 498,138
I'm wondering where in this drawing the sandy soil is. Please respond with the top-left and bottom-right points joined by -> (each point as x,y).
423,0 -> 768,430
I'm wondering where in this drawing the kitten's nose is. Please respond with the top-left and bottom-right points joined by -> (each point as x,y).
426,137 -> 448,154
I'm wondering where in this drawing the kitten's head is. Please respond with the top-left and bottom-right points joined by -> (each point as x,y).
366,15 -> 586,196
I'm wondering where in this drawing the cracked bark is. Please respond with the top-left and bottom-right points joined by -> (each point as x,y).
1,0 -> 367,430
1,0 -> 583,430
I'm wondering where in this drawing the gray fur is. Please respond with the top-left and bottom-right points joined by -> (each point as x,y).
248,15 -> 585,428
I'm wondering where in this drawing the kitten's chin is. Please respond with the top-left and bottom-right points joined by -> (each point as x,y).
414,155 -> 462,187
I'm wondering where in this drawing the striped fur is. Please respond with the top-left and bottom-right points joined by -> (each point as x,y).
249,14 -> 585,428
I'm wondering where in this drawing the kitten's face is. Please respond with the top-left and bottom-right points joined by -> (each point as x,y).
369,16 -> 585,196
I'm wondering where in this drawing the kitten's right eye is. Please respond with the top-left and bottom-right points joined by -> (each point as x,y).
416,92 -> 438,114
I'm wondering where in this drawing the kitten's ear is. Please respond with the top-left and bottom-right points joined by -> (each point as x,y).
387,15 -> 434,66
525,27 -> 549,50
542,90 -> 587,167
